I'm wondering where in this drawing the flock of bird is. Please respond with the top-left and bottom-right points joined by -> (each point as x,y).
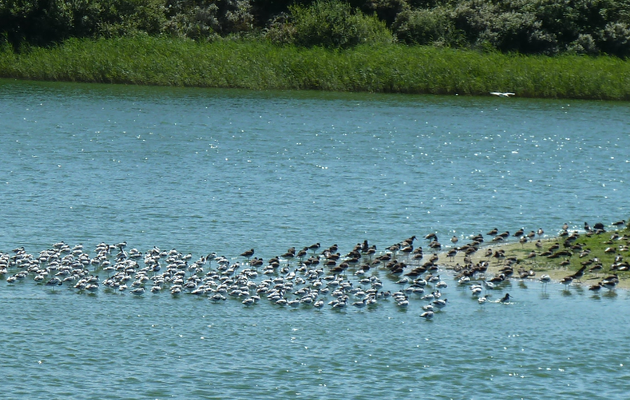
0,220 -> 626,320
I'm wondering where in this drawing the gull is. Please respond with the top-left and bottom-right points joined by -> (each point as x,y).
490,92 -> 515,97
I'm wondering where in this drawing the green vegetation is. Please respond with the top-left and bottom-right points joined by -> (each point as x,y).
1,0 -> 630,98
2,0 -> 630,56
1,36 -> 630,99
502,221 -> 630,285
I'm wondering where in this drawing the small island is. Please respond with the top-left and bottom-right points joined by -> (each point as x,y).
439,220 -> 630,289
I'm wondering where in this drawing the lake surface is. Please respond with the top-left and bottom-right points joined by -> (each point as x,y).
1,79 -> 629,399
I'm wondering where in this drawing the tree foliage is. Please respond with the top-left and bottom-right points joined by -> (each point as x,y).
1,0 -> 630,56
280,0 -> 393,48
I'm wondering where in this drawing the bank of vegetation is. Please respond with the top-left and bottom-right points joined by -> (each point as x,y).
1,0 -> 630,98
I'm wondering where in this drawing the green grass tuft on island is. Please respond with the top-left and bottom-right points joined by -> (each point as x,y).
1,36 -> 630,100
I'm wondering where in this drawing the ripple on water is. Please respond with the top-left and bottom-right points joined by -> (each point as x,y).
1,83 -> 630,398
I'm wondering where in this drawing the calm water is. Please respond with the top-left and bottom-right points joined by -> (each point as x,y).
1,79 -> 629,399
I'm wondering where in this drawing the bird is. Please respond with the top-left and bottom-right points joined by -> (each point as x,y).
308,243 -> 321,253
420,311 -> 434,320
490,92 -> 516,97
601,276 -> 618,291
45,277 -> 62,291
130,287 -> 145,296
240,249 -> 255,259
539,274 -> 551,286
432,298 -> 448,310
425,233 -> 438,241
560,275 -> 573,288
499,293 -> 511,303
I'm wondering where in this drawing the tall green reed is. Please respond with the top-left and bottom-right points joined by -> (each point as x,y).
1,36 -> 629,100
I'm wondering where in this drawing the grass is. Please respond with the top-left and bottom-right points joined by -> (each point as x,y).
469,223 -> 630,287
1,36 -> 630,99
436,219 -> 630,290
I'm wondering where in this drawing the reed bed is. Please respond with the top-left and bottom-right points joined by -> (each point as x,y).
1,36 -> 629,100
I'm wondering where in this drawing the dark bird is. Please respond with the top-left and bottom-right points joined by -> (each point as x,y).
308,243 -> 321,252
240,249 -> 255,259
425,233 -> 438,241
296,247 -> 308,259
361,240 -> 369,253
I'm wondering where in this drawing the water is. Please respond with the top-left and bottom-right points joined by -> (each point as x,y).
0,79 -> 629,399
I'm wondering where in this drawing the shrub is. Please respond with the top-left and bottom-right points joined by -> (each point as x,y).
96,0 -> 167,37
392,8 -> 462,46
263,12 -> 296,44
598,22 -> 630,57
164,0 -> 254,38
289,0 -> 393,49
0,0 -> 166,49
360,0 -> 410,27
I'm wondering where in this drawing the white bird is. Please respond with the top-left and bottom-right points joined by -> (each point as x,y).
490,92 -> 516,97
242,297 -> 255,306
130,287 -> 145,295
433,298 -> 448,309
420,311 -> 434,320
539,274 -> 551,292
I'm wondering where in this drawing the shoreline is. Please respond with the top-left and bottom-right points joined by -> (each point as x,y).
435,233 -> 630,289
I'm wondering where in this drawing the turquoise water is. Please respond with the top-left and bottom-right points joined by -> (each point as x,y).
1,79 -> 629,399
